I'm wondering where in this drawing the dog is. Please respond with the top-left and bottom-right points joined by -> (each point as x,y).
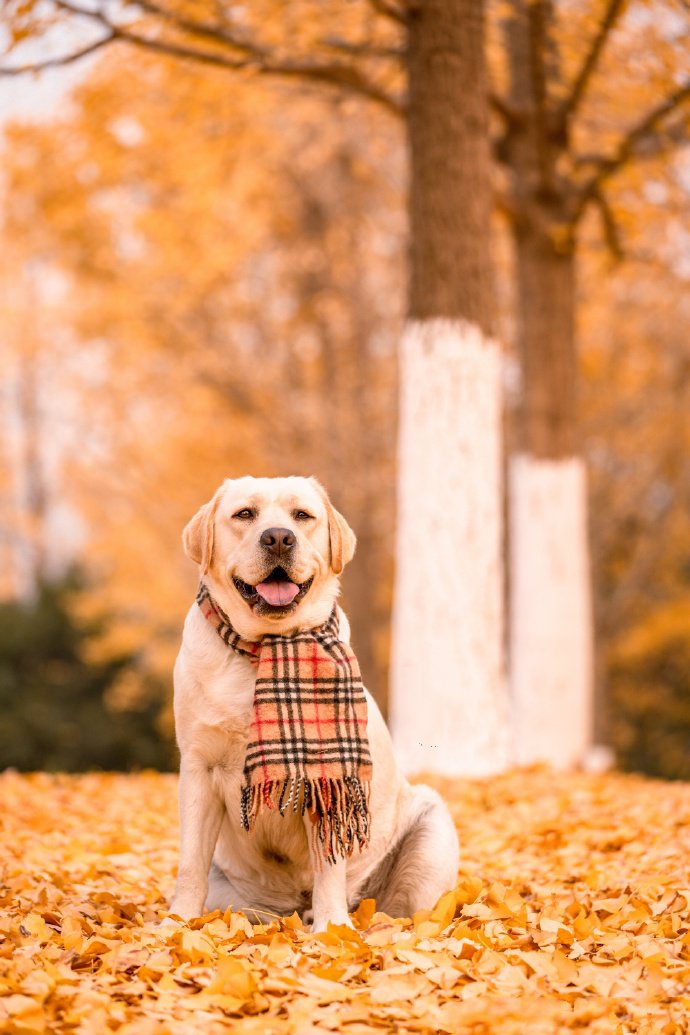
168,476 -> 459,932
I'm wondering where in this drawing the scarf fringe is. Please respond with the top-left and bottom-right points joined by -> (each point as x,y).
240,776 -> 371,867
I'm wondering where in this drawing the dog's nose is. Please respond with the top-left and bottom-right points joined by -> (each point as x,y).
259,527 -> 296,556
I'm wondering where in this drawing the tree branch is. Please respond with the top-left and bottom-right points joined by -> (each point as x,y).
577,77 -> 690,208
260,56 -> 404,115
490,91 -> 522,126
558,0 -> 626,126
0,9 -> 404,116
591,187 -> 624,262
575,114 -> 690,170
121,28 -> 404,116
52,0 -> 99,15
366,0 -> 407,25
123,0 -> 263,59
321,36 -> 404,60
0,32 -> 115,75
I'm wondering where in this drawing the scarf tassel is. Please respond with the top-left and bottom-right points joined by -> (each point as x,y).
240,776 -> 371,866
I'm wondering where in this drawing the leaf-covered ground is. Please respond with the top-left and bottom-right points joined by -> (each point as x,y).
1,769 -> 690,1034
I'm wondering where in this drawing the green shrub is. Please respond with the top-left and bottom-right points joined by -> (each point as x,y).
0,571 -> 175,772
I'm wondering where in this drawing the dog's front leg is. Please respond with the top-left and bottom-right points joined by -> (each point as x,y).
168,760 -> 225,922
304,818 -> 352,932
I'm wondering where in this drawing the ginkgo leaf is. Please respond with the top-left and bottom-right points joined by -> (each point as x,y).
202,956 -> 258,1000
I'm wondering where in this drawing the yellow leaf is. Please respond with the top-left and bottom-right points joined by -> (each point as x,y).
354,898 -> 376,929
430,889 -> 457,928
60,916 -> 84,951
19,970 -> 55,1002
426,964 -> 460,990
364,923 -> 399,946
455,876 -> 483,905
19,914 -> 50,942
203,955 -> 257,1000
552,949 -> 578,986
0,994 -> 47,1035
294,973 -> 351,1003
156,972 -> 181,992
367,971 -> 432,1004
315,922 -> 364,948
414,919 -> 443,939
264,932 -> 294,964
311,962 -> 349,981
179,928 -> 216,963
281,911 -> 304,931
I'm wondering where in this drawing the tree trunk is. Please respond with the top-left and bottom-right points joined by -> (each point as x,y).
501,0 -> 594,768
390,0 -> 509,776
508,223 -> 594,768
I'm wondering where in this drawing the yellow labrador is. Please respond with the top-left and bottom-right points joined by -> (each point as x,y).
169,476 -> 459,931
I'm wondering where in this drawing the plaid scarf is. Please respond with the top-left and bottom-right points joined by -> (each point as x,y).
196,584 -> 372,865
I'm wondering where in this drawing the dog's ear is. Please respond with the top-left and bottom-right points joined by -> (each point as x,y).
310,478 -> 356,575
182,486 -> 225,574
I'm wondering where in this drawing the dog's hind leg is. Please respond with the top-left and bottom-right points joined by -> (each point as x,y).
361,784 -> 459,919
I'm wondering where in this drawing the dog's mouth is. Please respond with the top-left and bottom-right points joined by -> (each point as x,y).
232,567 -> 313,615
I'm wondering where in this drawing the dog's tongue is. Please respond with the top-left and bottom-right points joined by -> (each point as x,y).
255,580 -> 300,606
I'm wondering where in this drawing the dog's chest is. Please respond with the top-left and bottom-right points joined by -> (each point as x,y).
197,650 -> 256,732
175,610 -> 258,743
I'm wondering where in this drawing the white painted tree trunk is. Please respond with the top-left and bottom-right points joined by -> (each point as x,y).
509,454 -> 593,768
390,319 -> 509,776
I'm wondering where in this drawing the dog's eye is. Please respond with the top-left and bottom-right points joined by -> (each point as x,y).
233,508 -> 255,520
293,510 -> 314,521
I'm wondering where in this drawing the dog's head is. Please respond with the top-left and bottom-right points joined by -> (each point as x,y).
182,476 -> 356,638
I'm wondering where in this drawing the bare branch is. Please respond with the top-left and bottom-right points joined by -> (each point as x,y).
0,32 -> 115,75
0,7 -> 403,116
126,0 -> 263,59
321,36 -> 404,60
575,115 -> 689,170
558,0 -> 626,126
366,0 -> 407,25
572,151 -> 610,168
490,92 -> 522,126
193,367 -> 257,417
52,0 -> 99,15
118,28 -> 404,117
577,77 -> 690,209
259,57 -> 404,115
591,187 -> 624,262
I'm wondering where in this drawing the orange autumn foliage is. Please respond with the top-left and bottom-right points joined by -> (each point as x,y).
0,52 -> 402,711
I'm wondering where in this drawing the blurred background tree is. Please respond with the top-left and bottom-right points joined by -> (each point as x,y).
0,37 -> 404,747
496,0 -> 690,768
1,0 -> 690,777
